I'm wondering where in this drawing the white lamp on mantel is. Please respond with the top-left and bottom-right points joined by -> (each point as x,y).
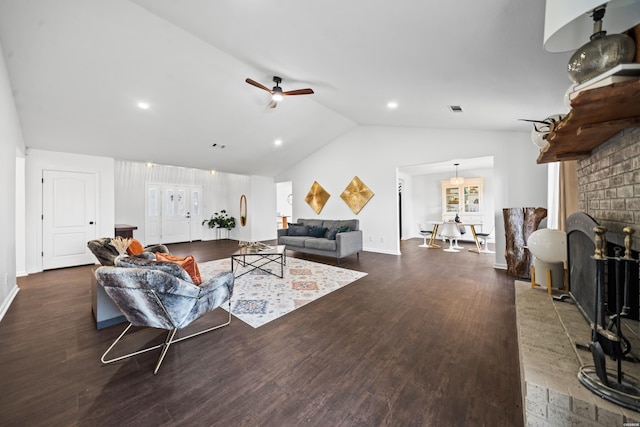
544,0 -> 640,84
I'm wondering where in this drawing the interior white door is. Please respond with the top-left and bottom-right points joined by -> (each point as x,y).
42,170 -> 97,269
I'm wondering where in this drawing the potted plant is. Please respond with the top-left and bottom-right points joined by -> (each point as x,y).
202,210 -> 236,230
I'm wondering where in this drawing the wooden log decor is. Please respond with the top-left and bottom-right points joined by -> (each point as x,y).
503,207 -> 548,278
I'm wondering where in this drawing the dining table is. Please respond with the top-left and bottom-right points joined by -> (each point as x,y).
426,220 -> 484,253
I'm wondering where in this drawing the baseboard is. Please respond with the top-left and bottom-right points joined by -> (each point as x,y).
363,247 -> 401,256
0,284 -> 20,322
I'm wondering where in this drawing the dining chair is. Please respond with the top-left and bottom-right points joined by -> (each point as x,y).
440,221 -> 462,253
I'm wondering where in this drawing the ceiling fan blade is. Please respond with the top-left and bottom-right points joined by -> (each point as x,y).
267,100 -> 278,109
246,78 -> 273,94
283,88 -> 314,96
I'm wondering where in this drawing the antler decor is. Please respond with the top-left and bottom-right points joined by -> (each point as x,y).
239,241 -> 270,250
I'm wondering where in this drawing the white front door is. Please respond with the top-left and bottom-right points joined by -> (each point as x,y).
42,170 -> 97,269
161,186 -> 190,244
145,184 -> 203,244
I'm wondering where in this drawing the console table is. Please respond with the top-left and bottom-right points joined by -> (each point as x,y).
114,224 -> 137,239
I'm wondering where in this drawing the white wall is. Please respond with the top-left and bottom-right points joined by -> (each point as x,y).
15,154 -> 26,276
0,40 -> 24,320
249,175 -> 277,242
25,150 -> 115,274
114,162 -> 277,244
224,173 -> 277,243
276,125 -> 548,266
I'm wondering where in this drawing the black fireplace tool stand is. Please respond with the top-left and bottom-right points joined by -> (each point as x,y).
578,226 -> 640,411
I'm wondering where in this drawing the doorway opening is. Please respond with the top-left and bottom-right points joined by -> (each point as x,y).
397,156 -> 495,245
276,181 -> 292,230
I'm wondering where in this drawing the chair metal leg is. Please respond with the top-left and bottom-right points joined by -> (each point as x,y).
101,301 -> 232,373
101,323 -> 167,365
154,328 -> 178,375
171,301 -> 232,344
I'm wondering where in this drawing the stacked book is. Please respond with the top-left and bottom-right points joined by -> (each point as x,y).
568,63 -> 640,101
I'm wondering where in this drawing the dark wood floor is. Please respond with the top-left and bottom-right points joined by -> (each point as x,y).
0,239 -> 523,426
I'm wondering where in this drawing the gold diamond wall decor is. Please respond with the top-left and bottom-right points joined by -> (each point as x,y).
305,181 -> 330,214
341,176 -> 374,214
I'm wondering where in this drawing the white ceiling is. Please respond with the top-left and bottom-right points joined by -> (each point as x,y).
400,156 -> 495,177
0,0 -> 577,176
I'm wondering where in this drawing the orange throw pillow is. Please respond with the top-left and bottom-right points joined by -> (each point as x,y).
126,239 -> 145,255
155,252 -> 202,285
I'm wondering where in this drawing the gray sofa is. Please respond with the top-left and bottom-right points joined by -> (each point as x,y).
277,218 -> 363,262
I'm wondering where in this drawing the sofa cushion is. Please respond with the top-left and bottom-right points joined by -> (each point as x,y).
325,228 -> 339,240
279,236 -> 308,248
309,226 -> 328,238
304,238 -> 337,251
321,219 -> 359,231
299,219 -> 324,228
288,224 -> 309,236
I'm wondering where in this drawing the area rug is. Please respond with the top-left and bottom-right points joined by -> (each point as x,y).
198,257 -> 367,328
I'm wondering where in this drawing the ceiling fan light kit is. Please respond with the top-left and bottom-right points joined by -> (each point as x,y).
245,75 -> 314,108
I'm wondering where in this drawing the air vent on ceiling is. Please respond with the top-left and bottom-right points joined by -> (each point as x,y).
448,105 -> 464,113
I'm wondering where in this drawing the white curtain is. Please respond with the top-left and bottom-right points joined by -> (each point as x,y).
114,160 -> 233,237
547,162 -> 560,230
546,160 -> 578,231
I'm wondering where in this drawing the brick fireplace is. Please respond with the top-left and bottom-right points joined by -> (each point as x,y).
576,127 -> 640,242
517,127 -> 640,426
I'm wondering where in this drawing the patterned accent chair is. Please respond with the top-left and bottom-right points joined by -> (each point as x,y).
95,255 -> 234,374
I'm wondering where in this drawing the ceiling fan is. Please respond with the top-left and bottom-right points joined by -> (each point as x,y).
245,76 -> 314,108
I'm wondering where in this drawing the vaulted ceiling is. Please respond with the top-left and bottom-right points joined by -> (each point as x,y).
0,0 -> 573,176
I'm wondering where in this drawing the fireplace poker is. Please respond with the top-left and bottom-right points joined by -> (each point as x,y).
622,227 -> 635,317
590,226 -> 610,385
614,247 -> 623,383
607,227 -> 635,357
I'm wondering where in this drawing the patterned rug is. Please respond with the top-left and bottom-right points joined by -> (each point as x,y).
199,257 -> 367,328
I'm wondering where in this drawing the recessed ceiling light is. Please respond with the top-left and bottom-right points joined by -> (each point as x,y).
387,101 -> 398,109
137,101 -> 150,109
448,105 -> 463,113
210,170 -> 216,175
274,139 -> 283,146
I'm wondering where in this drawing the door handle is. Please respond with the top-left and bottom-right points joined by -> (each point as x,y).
89,221 -> 94,225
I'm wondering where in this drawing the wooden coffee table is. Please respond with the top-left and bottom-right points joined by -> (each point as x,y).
230,244 -> 286,278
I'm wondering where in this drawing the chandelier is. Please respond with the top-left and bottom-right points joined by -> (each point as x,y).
450,163 -> 465,185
